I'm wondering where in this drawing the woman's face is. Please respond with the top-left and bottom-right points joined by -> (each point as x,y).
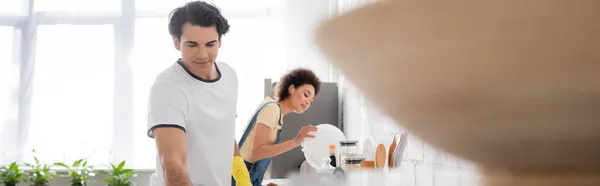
287,84 -> 316,114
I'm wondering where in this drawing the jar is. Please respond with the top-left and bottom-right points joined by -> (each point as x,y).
343,157 -> 365,170
338,140 -> 360,166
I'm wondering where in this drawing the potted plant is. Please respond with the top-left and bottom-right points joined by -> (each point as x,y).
103,161 -> 135,186
0,162 -> 23,186
24,156 -> 57,186
54,159 -> 95,186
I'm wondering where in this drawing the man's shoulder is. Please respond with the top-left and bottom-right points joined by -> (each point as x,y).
215,61 -> 233,70
216,61 -> 237,77
155,62 -> 185,82
150,64 -> 186,95
215,62 -> 238,90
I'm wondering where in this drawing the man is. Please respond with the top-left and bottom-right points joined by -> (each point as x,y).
147,1 -> 251,186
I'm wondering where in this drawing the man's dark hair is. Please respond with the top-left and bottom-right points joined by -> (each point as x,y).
275,68 -> 322,101
168,1 -> 230,40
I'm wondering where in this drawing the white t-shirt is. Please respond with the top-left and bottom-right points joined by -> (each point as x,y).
147,59 -> 238,186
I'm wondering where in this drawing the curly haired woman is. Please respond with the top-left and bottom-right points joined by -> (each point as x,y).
232,68 -> 322,186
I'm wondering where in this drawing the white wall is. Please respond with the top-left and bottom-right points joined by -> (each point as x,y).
284,0 -> 336,82
340,82 -> 481,186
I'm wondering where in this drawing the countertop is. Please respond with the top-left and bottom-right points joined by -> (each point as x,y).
261,179 -> 290,186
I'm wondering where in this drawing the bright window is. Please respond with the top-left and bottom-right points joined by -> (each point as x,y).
0,0 -> 23,15
34,0 -> 120,12
0,26 -> 18,165
2,0 -> 288,169
135,0 -> 284,14
25,25 -> 115,165
130,18 -> 178,169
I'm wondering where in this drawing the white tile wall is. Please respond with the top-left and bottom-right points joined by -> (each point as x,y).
340,82 -> 482,186
415,164 -> 434,186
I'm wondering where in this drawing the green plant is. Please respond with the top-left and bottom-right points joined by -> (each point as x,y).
24,157 -> 57,186
54,159 -> 95,186
103,161 -> 135,186
24,149 -> 57,186
0,162 -> 23,186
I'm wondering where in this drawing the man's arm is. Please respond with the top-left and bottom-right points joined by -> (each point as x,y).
154,127 -> 192,186
154,128 -> 192,186
148,82 -> 191,186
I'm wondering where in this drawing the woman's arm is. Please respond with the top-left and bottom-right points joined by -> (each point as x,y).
250,124 -> 316,162
249,124 -> 297,162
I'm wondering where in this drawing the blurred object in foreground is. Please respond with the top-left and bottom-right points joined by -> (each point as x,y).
314,0 -> 600,185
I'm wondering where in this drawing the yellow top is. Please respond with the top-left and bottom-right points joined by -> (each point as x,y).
239,97 -> 282,163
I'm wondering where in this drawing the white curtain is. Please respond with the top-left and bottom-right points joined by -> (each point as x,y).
0,0 -> 287,169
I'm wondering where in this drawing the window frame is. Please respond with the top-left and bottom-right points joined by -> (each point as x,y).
0,0 -> 282,168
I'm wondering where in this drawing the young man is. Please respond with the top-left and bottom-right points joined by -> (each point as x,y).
146,1 -> 251,186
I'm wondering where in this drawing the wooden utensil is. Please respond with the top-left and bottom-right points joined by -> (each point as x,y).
388,135 -> 397,168
375,143 -> 386,168
315,0 -> 600,185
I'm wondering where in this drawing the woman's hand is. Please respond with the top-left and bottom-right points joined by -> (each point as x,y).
294,125 -> 318,145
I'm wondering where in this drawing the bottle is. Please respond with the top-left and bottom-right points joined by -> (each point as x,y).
329,144 -> 337,167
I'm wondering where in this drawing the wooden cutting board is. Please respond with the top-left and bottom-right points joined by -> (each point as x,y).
388,135 -> 397,168
375,143 -> 386,168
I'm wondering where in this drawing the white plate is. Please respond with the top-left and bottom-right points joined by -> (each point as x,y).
301,124 -> 346,170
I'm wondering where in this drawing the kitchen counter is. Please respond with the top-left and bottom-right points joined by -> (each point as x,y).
285,169 -> 406,186
261,179 -> 290,186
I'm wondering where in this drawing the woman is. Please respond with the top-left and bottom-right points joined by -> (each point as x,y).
234,68 -> 321,186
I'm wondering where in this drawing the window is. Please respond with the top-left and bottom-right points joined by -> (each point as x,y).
34,0 -> 120,12
3,0 -> 289,169
25,25 -> 115,165
134,0 -> 187,12
131,18 -> 178,169
0,26 -> 18,165
0,0 -> 23,15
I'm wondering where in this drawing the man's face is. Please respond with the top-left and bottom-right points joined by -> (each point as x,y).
173,23 -> 221,72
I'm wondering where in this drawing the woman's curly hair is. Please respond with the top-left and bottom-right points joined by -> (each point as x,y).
275,68 -> 321,101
